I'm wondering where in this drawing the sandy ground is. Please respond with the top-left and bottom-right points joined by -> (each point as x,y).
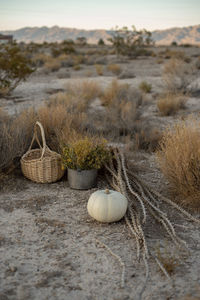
1,48 -> 200,300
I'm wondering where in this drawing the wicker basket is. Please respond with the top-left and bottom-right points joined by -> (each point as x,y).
20,121 -> 64,183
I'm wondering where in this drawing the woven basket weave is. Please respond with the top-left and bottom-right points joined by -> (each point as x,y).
20,121 -> 64,183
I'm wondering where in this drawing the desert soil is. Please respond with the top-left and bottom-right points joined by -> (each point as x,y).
1,46 -> 200,300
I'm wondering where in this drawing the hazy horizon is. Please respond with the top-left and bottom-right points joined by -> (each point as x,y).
1,23 -> 200,33
0,0 -> 200,32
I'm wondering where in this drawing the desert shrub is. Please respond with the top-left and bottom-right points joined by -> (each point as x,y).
73,64 -> 81,71
155,242 -> 180,276
118,69 -> 135,79
182,43 -> 192,48
157,92 -> 187,116
107,64 -> 122,75
51,42 -> 75,57
48,91 -> 89,114
65,80 -> 102,103
94,56 -> 108,65
162,58 -> 193,93
32,53 -> 50,67
158,49 -> 190,62
73,54 -> 85,65
108,25 -> 153,57
101,79 -> 142,107
101,80 -> 142,136
0,44 -> 34,95
156,58 -> 164,64
157,118 -> 200,209
171,41 -> 178,46
44,57 -> 61,72
133,125 -> 162,152
51,47 -> 63,58
76,37 -> 87,46
0,108 -> 37,172
98,38 -> 105,46
139,81 -> 152,93
37,103 -> 86,151
195,56 -> 200,69
95,64 -> 104,76
59,55 -> 75,67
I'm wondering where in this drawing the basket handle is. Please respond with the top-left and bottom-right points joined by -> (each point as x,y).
28,121 -> 48,159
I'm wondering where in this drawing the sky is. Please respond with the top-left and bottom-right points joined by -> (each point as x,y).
0,0 -> 200,31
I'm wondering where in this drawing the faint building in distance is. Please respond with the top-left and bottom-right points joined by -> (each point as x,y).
0,34 -> 13,44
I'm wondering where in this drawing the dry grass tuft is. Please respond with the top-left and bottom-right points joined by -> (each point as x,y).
139,81 -> 152,93
95,64 -> 104,76
38,101 -> 86,150
162,58 -> 193,93
157,92 -> 187,116
107,64 -> 122,75
101,80 -> 142,136
65,80 -> 102,102
157,118 -> 200,210
32,53 -> 50,67
155,242 -> 180,276
134,125 -> 162,152
101,79 -> 142,107
0,108 -> 37,172
44,57 -> 61,72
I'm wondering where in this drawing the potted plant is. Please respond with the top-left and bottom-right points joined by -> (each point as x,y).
61,136 -> 111,189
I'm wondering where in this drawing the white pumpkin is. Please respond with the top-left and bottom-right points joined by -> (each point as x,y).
87,189 -> 128,223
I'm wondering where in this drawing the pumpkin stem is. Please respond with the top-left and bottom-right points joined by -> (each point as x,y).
105,189 -> 110,194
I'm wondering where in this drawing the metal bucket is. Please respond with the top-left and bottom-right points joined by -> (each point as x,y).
68,169 -> 97,190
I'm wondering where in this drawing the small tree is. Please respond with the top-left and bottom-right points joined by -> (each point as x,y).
98,38 -> 105,46
108,26 -> 153,57
76,37 -> 87,46
0,44 -> 34,95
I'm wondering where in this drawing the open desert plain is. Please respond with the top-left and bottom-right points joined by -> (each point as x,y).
1,40 -> 200,300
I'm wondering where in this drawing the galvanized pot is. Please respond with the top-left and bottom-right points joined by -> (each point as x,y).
67,169 -> 97,190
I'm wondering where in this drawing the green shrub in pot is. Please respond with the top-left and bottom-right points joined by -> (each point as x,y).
61,136 -> 111,189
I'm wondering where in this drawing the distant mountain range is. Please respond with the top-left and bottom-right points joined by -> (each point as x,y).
1,24 -> 200,45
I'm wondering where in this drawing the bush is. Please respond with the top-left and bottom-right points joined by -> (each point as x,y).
157,118 -> 200,209
101,80 -> 142,136
65,80 -> 102,103
162,58 -> 192,93
101,79 -> 142,107
95,64 -> 104,76
108,25 -> 153,57
98,38 -> 105,46
139,81 -> 152,93
157,93 -> 187,116
133,125 -> 162,152
62,136 -> 111,170
196,56 -> 200,69
73,64 -> 81,71
37,103 -> 86,151
0,44 -> 34,95
44,57 -> 61,72
32,53 -> 50,67
0,108 -> 37,172
107,64 -> 122,75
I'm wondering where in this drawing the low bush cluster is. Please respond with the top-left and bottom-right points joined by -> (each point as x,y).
139,81 -> 152,93
157,118 -> 200,210
157,93 -> 187,116
162,58 -> 193,93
